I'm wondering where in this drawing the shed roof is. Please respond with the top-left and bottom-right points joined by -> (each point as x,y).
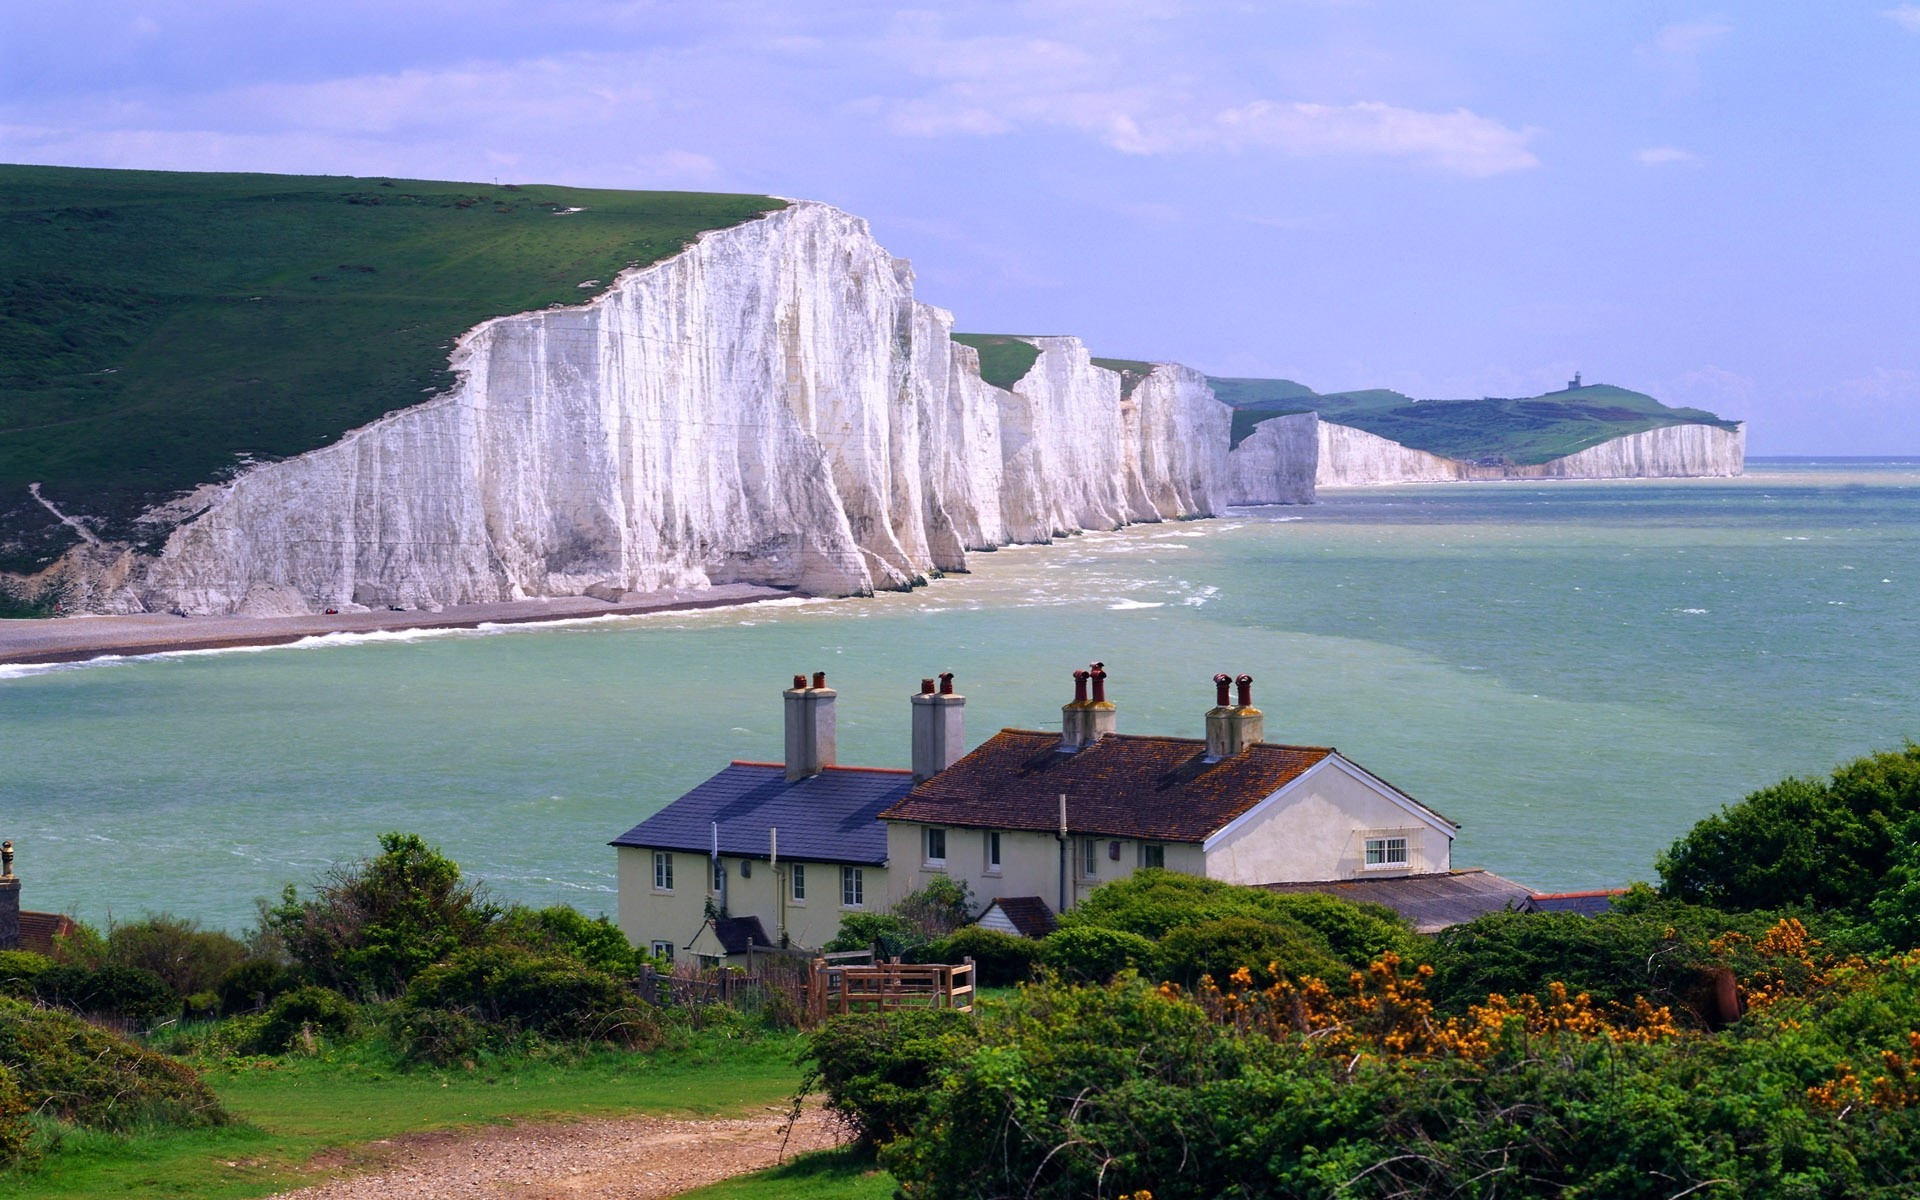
981,896 -> 1058,939
879,729 -> 1337,841
711,915 -> 772,956
610,761 -> 910,867
1259,869 -> 1534,933
1525,889 -> 1627,918
17,911 -> 78,957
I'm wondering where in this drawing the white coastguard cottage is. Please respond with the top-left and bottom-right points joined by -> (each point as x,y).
612,665 -> 1463,962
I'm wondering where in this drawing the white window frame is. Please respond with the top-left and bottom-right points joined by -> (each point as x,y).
653,851 -> 674,892
1364,835 -> 1409,870
790,862 -> 807,903
650,940 -> 674,962
1139,842 -> 1166,870
984,831 -> 1002,875
1080,837 -> 1099,881
712,856 -> 726,895
841,865 -> 865,908
924,826 -> 948,868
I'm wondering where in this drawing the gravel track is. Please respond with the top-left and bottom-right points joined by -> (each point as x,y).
269,1103 -> 844,1199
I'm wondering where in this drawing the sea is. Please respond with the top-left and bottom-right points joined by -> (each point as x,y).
3,459 -> 1916,931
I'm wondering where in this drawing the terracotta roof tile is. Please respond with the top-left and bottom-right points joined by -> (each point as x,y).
880,730 -> 1334,842
17,911 -> 77,956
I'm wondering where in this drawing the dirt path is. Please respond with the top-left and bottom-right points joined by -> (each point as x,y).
269,1103 -> 845,1200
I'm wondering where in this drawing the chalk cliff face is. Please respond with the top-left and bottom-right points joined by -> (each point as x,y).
76,203 -> 1232,615
1313,420 -> 1746,487
1225,413 -> 1319,504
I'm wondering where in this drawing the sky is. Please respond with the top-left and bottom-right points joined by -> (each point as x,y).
3,2 -> 1917,454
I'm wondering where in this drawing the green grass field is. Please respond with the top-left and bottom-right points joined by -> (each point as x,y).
1210,376 -> 1740,463
950,333 -> 1043,391
0,164 -> 781,573
0,1035 -> 807,1200
679,1149 -> 896,1200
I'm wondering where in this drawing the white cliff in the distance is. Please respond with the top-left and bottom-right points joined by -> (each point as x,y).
1311,420 -> 1745,487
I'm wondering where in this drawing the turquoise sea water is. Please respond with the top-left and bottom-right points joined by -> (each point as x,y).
3,460 -> 1917,930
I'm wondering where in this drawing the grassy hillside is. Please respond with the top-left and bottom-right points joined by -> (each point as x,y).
951,334 -> 1043,391
1211,376 -> 1740,465
0,165 -> 783,573
1088,356 -> 1155,400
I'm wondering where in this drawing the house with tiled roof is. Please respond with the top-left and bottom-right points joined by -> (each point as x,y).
612,665 -> 1462,962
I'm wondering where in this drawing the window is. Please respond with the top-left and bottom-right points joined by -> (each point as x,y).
653,851 -> 674,891
841,866 -> 865,907
712,856 -> 726,894
649,940 -> 674,962
791,863 -> 807,902
985,831 -> 1002,874
1139,843 -> 1166,870
925,827 -> 947,867
1364,836 -> 1409,868
1081,837 -> 1099,880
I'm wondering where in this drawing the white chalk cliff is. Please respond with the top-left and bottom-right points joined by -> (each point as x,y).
1311,420 -> 1746,487
1225,413 -> 1319,504
87,202 -> 1232,615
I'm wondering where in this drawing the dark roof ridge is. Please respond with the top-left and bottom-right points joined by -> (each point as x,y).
992,727 -> 1339,754
724,759 -> 910,776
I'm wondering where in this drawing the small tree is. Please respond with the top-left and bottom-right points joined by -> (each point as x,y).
267,832 -> 497,1000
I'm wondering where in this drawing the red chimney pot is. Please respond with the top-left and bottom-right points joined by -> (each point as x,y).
1236,674 -> 1253,708
938,672 -> 954,695
920,678 -> 935,695
1090,662 -> 1107,704
792,674 -> 807,690
1072,669 -> 1090,704
812,670 -> 827,689
1213,672 -> 1231,707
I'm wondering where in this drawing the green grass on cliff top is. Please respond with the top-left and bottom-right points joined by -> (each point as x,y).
951,333 -> 1045,391
0,164 -> 782,570
1211,375 -> 1740,464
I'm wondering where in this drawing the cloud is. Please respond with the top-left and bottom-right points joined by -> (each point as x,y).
1885,5 -> 1920,32
1212,100 -> 1538,175
1646,20 -> 1733,58
1636,145 -> 1696,166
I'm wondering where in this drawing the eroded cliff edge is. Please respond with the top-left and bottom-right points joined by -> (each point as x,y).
40,202 -> 1232,615
1314,420 -> 1746,487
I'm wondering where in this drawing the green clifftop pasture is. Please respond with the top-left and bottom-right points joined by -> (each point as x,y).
950,333 -> 1044,391
1214,375 -> 1740,463
0,164 -> 782,573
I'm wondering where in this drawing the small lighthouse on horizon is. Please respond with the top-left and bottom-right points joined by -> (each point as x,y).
1566,370 -> 1583,391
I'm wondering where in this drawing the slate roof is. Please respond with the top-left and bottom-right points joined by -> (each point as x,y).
1260,869 -> 1535,933
878,729 -> 1341,842
1525,889 -> 1627,918
983,896 -> 1058,939
611,761 -> 910,867
711,915 -> 772,955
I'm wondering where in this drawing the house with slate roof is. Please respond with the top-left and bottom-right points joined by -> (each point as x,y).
612,665 -> 1462,962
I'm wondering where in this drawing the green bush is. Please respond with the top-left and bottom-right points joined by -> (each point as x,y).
1659,744 -> 1920,917
804,1008 -> 977,1146
1156,916 -> 1346,987
0,1064 -> 28,1169
0,950 -> 51,998
893,877 -> 975,939
385,1005 -> 491,1067
32,963 -> 177,1023
403,945 -> 659,1047
918,927 -> 1039,986
217,958 -> 296,1015
103,914 -> 249,1000
248,986 -> 357,1053
1037,926 -> 1158,981
267,832 -> 499,1000
0,996 -> 225,1131
498,905 -> 641,976
824,913 -> 924,960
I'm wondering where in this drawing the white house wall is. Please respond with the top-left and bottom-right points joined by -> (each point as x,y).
615,845 -> 888,958
884,820 -> 1206,915
1202,760 -> 1452,884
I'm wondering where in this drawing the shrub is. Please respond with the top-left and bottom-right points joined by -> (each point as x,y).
32,963 -> 177,1024
0,996 -> 225,1131
249,986 -> 357,1053
1659,743 -> 1920,916
0,1064 -> 28,1169
404,945 -> 659,1047
217,958 -> 296,1015
804,1008 -> 976,1146
1156,916 -> 1345,987
918,927 -> 1039,986
103,914 -> 249,1000
0,950 -> 51,998
1037,926 -> 1157,981
267,832 -> 498,999
497,905 -> 641,976
385,1006 -> 490,1067
893,877 -> 975,939
824,913 -> 923,960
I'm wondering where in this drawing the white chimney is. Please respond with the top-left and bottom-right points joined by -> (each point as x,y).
911,672 -> 966,782
1059,662 -> 1116,751
1204,672 -> 1264,760
783,671 -> 837,781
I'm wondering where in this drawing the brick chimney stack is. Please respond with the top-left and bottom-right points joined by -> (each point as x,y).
1060,662 -> 1117,751
0,840 -> 18,952
912,672 -> 967,782
783,671 -> 838,782
1205,673 -> 1265,760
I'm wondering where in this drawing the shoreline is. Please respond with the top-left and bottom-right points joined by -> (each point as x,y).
0,583 -> 795,668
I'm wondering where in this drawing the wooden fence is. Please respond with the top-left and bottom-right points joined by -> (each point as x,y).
635,952 -> 975,1028
807,957 -> 975,1023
